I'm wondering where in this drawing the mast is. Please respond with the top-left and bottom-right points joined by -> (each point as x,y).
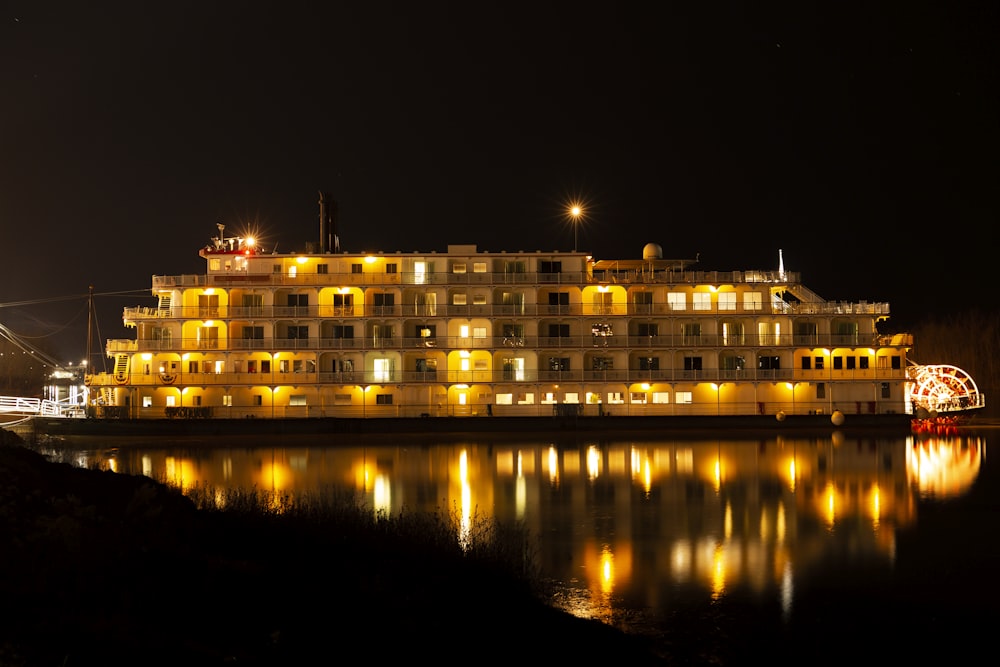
86,285 -> 94,375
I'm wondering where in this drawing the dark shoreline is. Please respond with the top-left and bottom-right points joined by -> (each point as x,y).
0,434 -> 664,666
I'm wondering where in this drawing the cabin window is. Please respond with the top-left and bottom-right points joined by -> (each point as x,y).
473,262 -> 487,273
675,392 -> 692,404
317,264 -> 328,274
548,357 -> 570,371
652,392 -> 670,404
630,392 -> 647,404
352,263 -> 363,274
718,292 -> 736,311
667,292 -> 686,311
693,293 -> 711,311
881,382 -> 890,399
801,357 -> 812,370
683,356 -> 702,371
376,394 -> 393,405
592,357 -> 613,371
744,292 -> 763,311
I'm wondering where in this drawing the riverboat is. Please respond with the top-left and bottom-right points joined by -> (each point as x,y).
71,195 -> 981,431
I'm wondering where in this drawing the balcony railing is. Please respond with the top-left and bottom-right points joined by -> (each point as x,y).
113,332 -> 903,353
85,366 -> 908,388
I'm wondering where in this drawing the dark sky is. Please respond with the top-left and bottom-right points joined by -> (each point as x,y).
2,1 -> 997,362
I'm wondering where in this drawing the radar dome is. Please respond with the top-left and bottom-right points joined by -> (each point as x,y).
642,243 -> 663,260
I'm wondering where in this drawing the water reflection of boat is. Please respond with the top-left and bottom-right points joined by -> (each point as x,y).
906,434 -> 984,499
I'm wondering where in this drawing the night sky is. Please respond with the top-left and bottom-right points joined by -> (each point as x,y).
1,1 -> 997,362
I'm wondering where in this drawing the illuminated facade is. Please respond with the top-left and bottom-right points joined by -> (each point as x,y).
85,228 -> 917,420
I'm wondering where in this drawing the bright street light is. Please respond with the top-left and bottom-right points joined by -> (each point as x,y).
569,204 -> 583,252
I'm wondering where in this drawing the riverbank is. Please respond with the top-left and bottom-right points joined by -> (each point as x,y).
0,430 -> 663,666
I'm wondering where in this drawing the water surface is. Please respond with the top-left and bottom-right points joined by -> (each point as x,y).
41,428 -> 995,662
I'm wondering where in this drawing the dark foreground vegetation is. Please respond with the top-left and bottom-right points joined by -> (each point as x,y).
0,432 -> 663,666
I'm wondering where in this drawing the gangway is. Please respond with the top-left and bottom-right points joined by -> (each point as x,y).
0,395 -> 84,428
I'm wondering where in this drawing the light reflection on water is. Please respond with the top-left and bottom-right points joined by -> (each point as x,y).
41,430 -> 989,636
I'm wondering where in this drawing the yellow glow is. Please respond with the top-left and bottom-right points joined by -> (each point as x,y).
587,445 -> 601,479
569,204 -> 583,218
244,237 -> 255,248
339,287 -> 349,293
597,284 -> 609,292
824,482 -> 837,528
548,446 -> 559,486
141,353 -> 152,360
164,456 -> 197,491
641,382 -> 650,390
599,545 -> 615,594
870,485 -> 881,527
373,474 -> 391,515
365,255 -> 376,263
296,256 -> 307,264
204,320 -> 214,327
204,288 -> 215,295
711,543 -> 727,599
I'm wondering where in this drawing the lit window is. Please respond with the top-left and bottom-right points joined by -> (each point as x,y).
496,393 -> 513,405
675,391 -> 693,404
652,392 -> 670,404
744,292 -> 762,311
667,292 -> 686,311
718,293 -> 736,311
693,293 -> 711,311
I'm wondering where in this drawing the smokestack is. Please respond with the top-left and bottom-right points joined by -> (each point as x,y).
318,191 -> 340,253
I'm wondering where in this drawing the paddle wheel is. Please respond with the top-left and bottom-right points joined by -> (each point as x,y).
907,364 -> 985,433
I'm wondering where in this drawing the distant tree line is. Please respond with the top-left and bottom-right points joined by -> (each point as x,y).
0,342 -> 51,398
910,308 -> 999,418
